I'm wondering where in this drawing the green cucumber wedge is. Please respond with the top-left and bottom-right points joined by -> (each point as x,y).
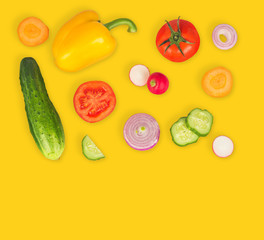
82,135 -> 104,160
170,117 -> 199,147
186,108 -> 213,137
20,57 -> 65,160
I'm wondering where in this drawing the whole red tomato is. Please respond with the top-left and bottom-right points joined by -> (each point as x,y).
156,17 -> 200,62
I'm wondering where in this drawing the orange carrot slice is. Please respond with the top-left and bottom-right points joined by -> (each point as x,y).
17,17 -> 49,47
202,67 -> 233,97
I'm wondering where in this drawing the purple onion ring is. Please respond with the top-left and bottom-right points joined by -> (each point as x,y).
212,24 -> 237,50
123,113 -> 160,151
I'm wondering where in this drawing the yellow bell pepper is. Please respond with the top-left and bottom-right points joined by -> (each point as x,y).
52,11 -> 137,72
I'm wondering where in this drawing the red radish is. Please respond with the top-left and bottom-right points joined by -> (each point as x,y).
147,72 -> 169,95
129,64 -> 150,86
213,136 -> 234,158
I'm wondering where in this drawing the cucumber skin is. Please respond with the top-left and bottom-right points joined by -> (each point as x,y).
170,117 -> 199,147
82,150 -> 104,161
82,135 -> 104,161
20,57 -> 65,160
186,108 -> 213,137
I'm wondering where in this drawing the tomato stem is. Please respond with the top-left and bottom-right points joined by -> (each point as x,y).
177,16 -> 181,33
165,20 -> 175,33
173,35 -> 179,41
160,17 -> 194,56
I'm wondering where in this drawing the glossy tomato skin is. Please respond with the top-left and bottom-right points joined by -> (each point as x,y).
156,19 -> 200,62
74,81 -> 116,123
147,72 -> 169,95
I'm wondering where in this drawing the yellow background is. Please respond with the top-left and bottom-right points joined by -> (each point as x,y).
1,0 -> 264,239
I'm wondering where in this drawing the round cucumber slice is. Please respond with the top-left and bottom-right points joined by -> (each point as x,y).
186,108 -> 213,137
82,135 -> 105,160
170,117 -> 199,146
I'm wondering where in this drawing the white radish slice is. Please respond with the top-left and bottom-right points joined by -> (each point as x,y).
213,136 -> 234,158
129,64 -> 150,86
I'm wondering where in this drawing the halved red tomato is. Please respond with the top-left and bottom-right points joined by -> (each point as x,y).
73,81 -> 116,123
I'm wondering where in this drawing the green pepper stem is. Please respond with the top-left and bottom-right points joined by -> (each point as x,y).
104,18 -> 137,33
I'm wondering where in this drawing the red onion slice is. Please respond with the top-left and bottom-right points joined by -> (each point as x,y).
212,24 -> 237,50
123,113 -> 160,151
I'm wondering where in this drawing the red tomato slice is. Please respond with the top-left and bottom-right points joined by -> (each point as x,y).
73,81 -> 116,123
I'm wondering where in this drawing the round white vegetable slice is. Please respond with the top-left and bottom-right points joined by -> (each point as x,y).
213,136 -> 234,158
212,24 -> 237,50
129,64 -> 150,86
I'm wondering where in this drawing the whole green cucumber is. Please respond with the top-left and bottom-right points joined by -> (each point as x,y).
19,57 -> 65,160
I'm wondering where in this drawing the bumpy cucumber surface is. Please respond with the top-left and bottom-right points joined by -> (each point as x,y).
170,117 -> 199,147
186,108 -> 213,137
20,57 -> 65,160
82,135 -> 104,160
